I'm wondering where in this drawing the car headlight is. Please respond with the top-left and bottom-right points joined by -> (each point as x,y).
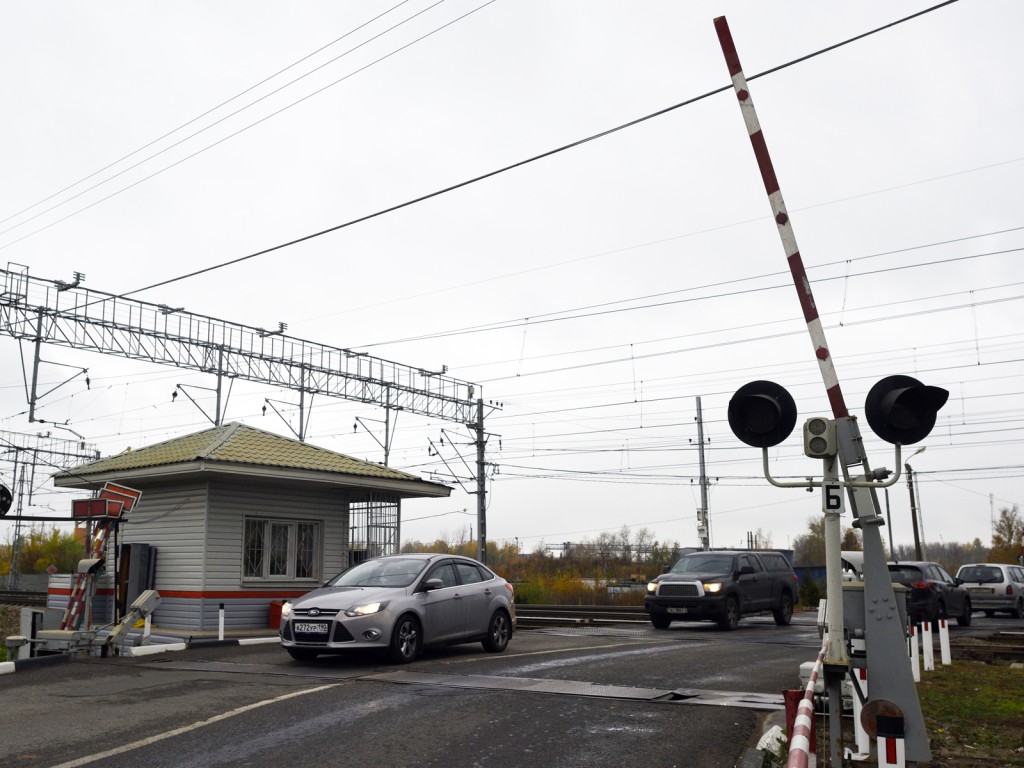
281,601 -> 292,618
702,582 -> 723,593
646,582 -> 659,593
344,601 -> 389,617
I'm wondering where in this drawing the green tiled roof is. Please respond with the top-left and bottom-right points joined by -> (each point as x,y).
56,422 -> 425,483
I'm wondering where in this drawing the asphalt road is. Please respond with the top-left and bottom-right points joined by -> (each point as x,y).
1,613 -> 1010,768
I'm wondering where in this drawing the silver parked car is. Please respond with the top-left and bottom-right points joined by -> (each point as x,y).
279,553 -> 516,663
956,563 -> 1024,619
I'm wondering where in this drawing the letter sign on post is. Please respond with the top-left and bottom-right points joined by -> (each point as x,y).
823,481 -> 844,514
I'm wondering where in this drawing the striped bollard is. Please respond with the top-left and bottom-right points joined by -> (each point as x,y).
922,622 -> 935,671
854,667 -> 870,757
877,714 -> 907,768
908,625 -> 920,682
938,619 -> 951,665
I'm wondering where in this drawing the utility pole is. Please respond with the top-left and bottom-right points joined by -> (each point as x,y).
906,462 -> 923,560
474,398 -> 487,564
695,396 -> 710,550
906,445 -> 927,560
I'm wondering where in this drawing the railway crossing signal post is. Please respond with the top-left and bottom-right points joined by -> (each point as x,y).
729,378 -> 946,765
715,15 -> 949,766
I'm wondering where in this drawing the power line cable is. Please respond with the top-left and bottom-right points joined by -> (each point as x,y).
24,0 -> 958,300
0,0 -> 417,230
352,245 -> 1024,349
0,0 -> 498,254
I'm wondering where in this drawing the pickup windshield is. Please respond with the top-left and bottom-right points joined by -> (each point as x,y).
670,554 -> 734,574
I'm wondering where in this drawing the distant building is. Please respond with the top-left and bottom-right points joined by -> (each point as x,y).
51,422 -> 450,631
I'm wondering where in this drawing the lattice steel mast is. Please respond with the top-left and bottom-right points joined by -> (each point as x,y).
1,429 -> 100,588
0,263 -> 498,560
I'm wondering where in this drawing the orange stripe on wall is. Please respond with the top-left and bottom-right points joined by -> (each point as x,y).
48,588 -> 307,599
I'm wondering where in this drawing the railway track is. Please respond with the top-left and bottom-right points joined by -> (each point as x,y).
949,634 -> 1024,663
515,604 -> 648,628
0,589 -> 48,607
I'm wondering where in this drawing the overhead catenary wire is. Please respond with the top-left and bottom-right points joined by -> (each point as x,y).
4,1 -> 960,300
0,0 -> 418,230
0,0 -> 499,254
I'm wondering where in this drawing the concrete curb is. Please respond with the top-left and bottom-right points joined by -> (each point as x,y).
4,634 -> 279,667
0,651 -> 75,675
127,635 -> 278,656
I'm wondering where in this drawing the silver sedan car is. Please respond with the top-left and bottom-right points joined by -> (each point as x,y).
279,553 -> 516,663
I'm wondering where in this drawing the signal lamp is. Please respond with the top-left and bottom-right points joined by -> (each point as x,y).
727,380 -> 797,448
864,375 -> 948,445
803,417 -> 837,458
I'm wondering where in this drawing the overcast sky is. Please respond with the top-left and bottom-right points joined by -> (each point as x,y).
2,0 -> 1022,559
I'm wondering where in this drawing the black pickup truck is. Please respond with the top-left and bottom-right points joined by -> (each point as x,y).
644,550 -> 798,630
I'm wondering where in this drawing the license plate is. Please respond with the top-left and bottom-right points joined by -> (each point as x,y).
969,587 -> 992,594
668,607 -> 688,614
295,622 -> 329,633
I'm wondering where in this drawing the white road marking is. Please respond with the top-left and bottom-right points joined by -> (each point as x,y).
47,683 -> 339,768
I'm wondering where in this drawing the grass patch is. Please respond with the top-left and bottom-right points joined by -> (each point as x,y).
0,603 -> 27,663
917,660 -> 1024,765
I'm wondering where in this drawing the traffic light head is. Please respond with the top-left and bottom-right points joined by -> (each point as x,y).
728,380 -> 797,448
864,375 -> 948,445
0,483 -> 11,516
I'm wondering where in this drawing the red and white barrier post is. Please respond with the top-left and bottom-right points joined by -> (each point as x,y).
938,618 -> 952,665
853,667 -> 870,758
908,624 -> 920,682
878,714 -> 907,768
786,642 -> 826,768
922,622 -> 935,671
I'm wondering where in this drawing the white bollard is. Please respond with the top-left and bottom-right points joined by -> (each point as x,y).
908,624 -> 920,682
922,622 -> 935,671
219,602 -> 225,641
938,618 -> 952,665
877,714 -> 907,768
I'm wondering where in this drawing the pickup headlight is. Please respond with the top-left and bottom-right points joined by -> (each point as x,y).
646,581 -> 659,593
344,601 -> 389,617
702,582 -> 723,593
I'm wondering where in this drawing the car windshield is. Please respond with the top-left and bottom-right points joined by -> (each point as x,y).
670,554 -> 734,574
326,557 -> 427,588
959,566 -> 1002,584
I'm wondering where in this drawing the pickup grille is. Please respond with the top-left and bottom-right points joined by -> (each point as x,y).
658,583 -> 699,597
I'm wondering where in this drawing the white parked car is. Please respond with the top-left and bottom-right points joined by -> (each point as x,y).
956,563 -> 1024,619
280,553 -> 516,663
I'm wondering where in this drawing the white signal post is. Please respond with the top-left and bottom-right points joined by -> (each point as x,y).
821,468 -> 847,667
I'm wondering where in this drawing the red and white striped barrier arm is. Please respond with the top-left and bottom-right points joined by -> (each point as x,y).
714,16 -> 849,419
787,639 -> 827,768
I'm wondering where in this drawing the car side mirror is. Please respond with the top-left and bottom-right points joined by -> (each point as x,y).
422,578 -> 445,592
737,565 -> 755,576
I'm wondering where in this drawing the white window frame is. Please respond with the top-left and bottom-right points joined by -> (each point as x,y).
243,517 -> 321,582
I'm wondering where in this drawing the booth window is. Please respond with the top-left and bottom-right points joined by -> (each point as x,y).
244,518 -> 319,580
